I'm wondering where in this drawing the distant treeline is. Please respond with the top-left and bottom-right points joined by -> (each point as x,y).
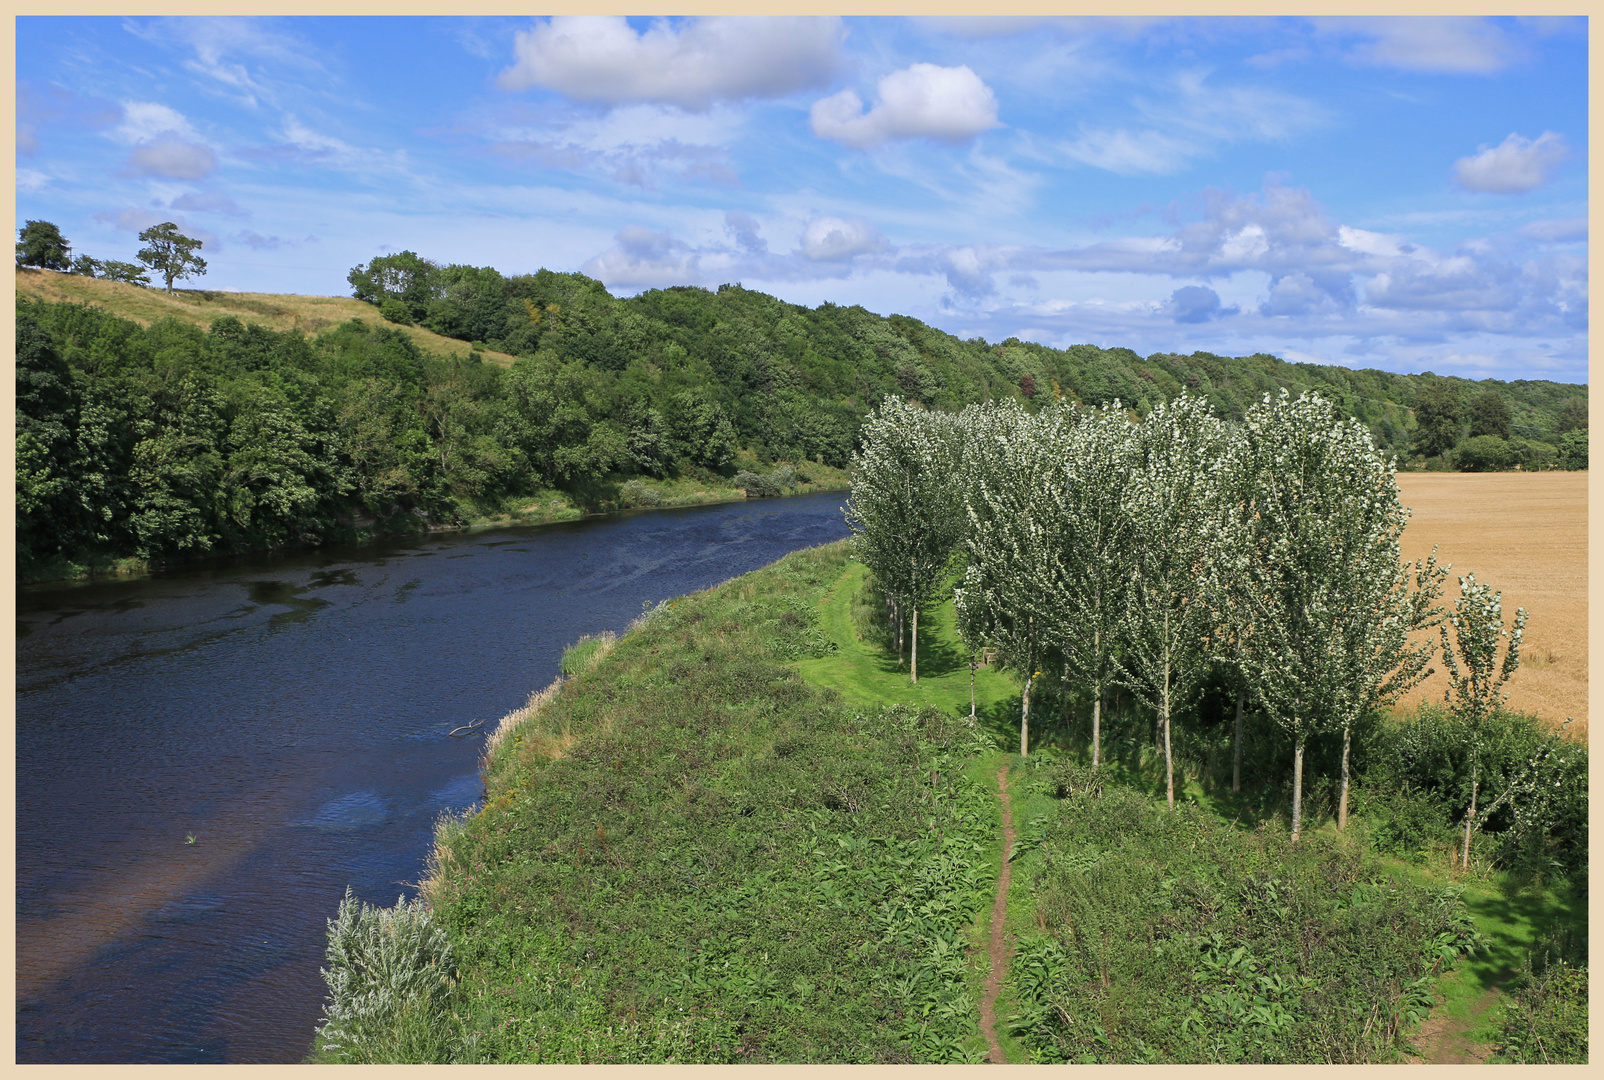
14,266 -> 1586,574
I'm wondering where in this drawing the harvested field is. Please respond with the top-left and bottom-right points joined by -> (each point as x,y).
15,267 -> 518,366
1394,472 -> 1587,738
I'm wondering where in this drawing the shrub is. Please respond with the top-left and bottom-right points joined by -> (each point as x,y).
1009,783 -> 1484,1063
315,888 -> 461,1063
1493,923 -> 1588,1063
378,297 -> 414,325
619,479 -> 664,508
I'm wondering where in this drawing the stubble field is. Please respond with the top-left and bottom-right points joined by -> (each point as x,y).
1394,471 -> 1588,738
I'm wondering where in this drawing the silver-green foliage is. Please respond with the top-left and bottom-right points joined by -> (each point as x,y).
846,396 -> 966,680
1221,389 -> 1444,838
954,398 -> 1057,752
315,887 -> 461,1063
1048,403 -> 1138,767
1437,574 -> 1570,870
1114,392 -> 1232,807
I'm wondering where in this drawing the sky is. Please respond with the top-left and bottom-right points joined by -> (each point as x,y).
14,15 -> 1590,383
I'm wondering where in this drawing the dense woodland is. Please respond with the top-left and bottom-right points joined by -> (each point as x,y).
15,258 -> 1586,578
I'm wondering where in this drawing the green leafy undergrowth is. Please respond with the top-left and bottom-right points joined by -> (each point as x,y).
416,541 -> 1001,1063
1492,920 -> 1588,1064
1005,776 -> 1485,1063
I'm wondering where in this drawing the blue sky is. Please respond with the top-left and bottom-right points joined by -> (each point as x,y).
16,15 -> 1589,383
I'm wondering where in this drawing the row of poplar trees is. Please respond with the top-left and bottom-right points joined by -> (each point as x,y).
847,389 -> 1452,841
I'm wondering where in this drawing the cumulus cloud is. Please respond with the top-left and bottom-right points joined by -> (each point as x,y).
123,136 -> 218,180
1320,17 -> 1523,74
799,217 -> 889,261
1164,285 -> 1238,323
810,63 -> 1001,149
498,16 -> 841,110
1453,132 -> 1569,194
581,225 -> 702,290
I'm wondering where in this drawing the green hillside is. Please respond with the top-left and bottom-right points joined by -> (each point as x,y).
14,264 -> 1586,581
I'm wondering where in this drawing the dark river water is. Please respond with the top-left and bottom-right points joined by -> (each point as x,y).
15,492 -> 851,1064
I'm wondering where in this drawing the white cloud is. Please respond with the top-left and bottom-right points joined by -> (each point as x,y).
1453,132 -> 1569,194
1058,128 -> 1198,175
1320,17 -> 1523,74
498,16 -> 842,110
799,217 -> 888,261
113,101 -> 201,145
16,168 -> 50,194
810,63 -> 1001,149
1520,217 -> 1586,243
123,137 -> 218,180
1055,71 -> 1327,176
581,225 -> 702,290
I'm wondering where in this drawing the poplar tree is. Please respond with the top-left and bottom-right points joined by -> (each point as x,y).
1440,573 -> 1526,869
955,399 -> 1053,754
1221,389 -> 1445,840
845,396 -> 965,683
1113,392 -> 1230,808
1046,403 -> 1137,768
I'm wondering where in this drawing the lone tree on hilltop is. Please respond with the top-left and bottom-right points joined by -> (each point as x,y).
17,220 -> 71,270
137,222 -> 207,293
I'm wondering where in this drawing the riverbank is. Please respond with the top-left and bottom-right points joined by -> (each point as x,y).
313,539 -> 1584,1063
17,472 -> 852,588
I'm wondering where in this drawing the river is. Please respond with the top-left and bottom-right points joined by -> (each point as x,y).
14,492 -> 851,1063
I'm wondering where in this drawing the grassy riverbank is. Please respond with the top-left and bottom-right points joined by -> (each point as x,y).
313,540 -> 1585,1063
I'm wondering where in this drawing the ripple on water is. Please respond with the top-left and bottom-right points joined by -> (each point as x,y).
297,791 -> 388,832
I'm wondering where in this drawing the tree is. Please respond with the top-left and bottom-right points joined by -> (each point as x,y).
1411,378 -> 1462,459
1467,390 -> 1511,440
17,220 -> 71,270
1455,434 -> 1517,472
1113,392 -> 1230,809
1440,573 -> 1525,870
1221,390 -> 1446,840
70,254 -> 103,277
136,222 -> 208,293
1557,429 -> 1587,470
1038,402 -> 1137,768
846,396 -> 965,684
955,398 -> 1053,753
1554,397 -> 1587,434
102,259 -> 152,286
348,251 -> 441,320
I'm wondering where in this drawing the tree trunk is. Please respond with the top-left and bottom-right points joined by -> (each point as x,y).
1337,722 -> 1352,831
1290,736 -> 1305,841
1231,692 -> 1244,794
1091,679 -> 1102,769
1020,671 -> 1033,757
969,655 -> 977,719
1162,656 -> 1174,810
911,607 -> 918,684
1461,759 -> 1480,870
1092,628 -> 1102,769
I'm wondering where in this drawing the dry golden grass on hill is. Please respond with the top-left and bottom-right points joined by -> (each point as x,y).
15,267 -> 518,367
1394,472 -> 1588,739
